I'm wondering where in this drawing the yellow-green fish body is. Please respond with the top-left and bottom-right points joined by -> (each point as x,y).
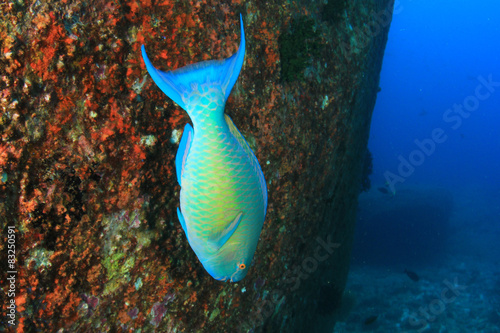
141,15 -> 267,282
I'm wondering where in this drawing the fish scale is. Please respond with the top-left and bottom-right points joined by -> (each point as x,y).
141,14 -> 267,282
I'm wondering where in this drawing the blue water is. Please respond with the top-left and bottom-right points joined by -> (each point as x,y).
369,0 -> 500,191
345,1 -> 500,331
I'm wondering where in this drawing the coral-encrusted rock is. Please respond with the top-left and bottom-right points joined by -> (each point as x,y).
0,0 -> 393,332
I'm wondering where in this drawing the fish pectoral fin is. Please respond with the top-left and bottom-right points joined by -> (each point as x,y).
207,212 -> 243,252
175,123 -> 193,186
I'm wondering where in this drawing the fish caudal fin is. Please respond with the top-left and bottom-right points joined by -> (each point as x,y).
141,14 -> 245,112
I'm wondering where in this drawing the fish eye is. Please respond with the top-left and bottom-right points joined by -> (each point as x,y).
239,263 -> 246,270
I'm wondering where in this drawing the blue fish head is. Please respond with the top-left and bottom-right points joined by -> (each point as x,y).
199,244 -> 255,282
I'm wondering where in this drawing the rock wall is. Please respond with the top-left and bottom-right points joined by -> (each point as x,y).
0,0 -> 393,332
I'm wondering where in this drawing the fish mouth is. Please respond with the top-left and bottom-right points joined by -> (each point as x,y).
214,271 -> 240,282
219,271 -> 244,283
230,270 -> 241,282
215,276 -> 230,282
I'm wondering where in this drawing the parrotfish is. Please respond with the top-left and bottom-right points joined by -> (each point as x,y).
141,15 -> 267,282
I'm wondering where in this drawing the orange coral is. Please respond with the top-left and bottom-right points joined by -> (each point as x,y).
189,292 -> 198,303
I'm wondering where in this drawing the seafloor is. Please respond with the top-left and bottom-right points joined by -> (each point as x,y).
336,186 -> 500,333
0,0 -> 393,332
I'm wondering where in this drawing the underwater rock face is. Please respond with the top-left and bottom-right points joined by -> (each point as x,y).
0,0 -> 393,332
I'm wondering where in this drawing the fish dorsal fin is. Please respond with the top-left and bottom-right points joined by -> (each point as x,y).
224,114 -> 268,213
175,123 -> 193,185
207,212 -> 243,252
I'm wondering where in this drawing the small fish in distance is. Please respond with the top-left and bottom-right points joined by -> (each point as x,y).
363,315 -> 378,325
377,186 -> 389,194
404,269 -> 420,282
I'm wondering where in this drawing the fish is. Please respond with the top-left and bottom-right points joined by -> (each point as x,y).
141,14 -> 267,282
363,315 -> 378,325
377,186 -> 389,194
404,269 -> 420,282
382,182 -> 397,196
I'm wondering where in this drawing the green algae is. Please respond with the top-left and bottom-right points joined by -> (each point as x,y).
135,277 -> 143,290
100,209 -> 151,295
209,308 -> 220,322
25,248 -> 54,270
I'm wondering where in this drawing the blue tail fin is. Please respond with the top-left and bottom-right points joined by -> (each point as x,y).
141,14 -> 245,112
